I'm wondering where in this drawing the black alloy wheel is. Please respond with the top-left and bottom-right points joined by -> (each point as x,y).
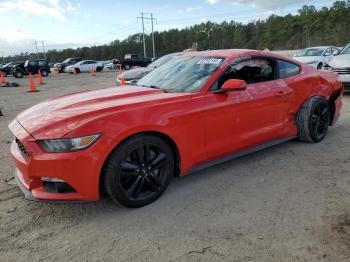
297,96 -> 331,143
120,144 -> 168,201
103,135 -> 174,207
310,101 -> 330,141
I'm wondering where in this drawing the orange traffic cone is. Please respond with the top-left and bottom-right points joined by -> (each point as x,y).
120,77 -> 126,87
118,67 -> 126,87
73,68 -> 77,75
28,73 -> 38,92
0,71 -> 6,83
38,70 -> 44,85
91,66 -> 95,77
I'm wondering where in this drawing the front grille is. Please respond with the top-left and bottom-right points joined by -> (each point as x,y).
15,137 -> 30,158
333,68 -> 350,75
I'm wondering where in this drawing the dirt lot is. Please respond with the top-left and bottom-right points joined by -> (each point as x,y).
0,71 -> 349,262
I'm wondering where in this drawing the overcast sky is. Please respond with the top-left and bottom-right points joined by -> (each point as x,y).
0,0 -> 336,56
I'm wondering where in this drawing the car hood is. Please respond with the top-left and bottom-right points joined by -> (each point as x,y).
16,86 -> 190,139
120,67 -> 152,81
327,54 -> 350,68
294,56 -> 320,63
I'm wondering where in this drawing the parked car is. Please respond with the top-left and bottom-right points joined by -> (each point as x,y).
54,57 -> 83,73
120,53 -> 152,70
293,46 -> 341,69
105,59 -> 119,70
323,42 -> 350,91
0,62 -> 24,76
8,49 -> 343,207
117,52 -> 184,85
12,59 -> 50,78
64,60 -> 104,73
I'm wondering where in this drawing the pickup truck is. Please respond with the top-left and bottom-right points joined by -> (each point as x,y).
119,54 -> 152,70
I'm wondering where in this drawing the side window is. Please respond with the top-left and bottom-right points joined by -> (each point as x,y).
28,60 -> 37,66
278,60 -> 300,79
218,58 -> 275,88
324,48 -> 332,56
332,47 -> 340,55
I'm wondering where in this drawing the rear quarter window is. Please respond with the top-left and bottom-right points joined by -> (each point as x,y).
38,61 -> 47,66
278,60 -> 300,79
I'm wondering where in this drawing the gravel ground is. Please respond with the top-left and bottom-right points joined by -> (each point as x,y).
0,71 -> 349,262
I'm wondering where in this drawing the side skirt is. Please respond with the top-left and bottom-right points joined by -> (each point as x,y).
184,137 -> 295,176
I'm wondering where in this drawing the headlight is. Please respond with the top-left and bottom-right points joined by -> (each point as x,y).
322,64 -> 333,71
39,134 -> 101,153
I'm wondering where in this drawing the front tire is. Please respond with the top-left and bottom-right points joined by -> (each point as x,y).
96,66 -> 102,72
317,63 -> 323,70
103,134 -> 174,208
296,96 -> 331,143
14,70 -> 23,78
41,69 -> 48,77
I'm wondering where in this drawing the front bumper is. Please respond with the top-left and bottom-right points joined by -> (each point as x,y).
9,120 -> 101,202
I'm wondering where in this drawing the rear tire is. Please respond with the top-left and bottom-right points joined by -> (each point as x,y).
75,68 -> 80,73
317,63 -> 323,70
296,96 -> 331,143
96,66 -> 102,72
103,135 -> 174,208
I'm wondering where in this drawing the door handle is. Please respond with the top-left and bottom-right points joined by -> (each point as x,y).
274,90 -> 290,97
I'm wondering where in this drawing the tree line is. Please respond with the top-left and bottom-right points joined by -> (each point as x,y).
2,1 -> 350,63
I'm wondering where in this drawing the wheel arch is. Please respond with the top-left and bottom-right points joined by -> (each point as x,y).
327,88 -> 342,125
98,130 -> 181,195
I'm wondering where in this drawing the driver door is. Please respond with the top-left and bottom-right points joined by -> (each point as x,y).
203,57 -> 293,160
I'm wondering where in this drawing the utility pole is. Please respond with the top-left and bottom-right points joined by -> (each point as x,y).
137,13 -> 146,58
151,13 -> 155,59
33,40 -> 40,59
137,13 -> 157,59
41,41 -> 46,59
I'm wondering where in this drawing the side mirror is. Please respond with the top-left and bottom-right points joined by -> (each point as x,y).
215,79 -> 247,94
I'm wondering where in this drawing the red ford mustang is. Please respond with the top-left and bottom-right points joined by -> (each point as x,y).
9,50 -> 343,207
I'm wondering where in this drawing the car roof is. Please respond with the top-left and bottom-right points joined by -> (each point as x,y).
180,49 -> 254,58
178,49 -> 297,62
305,46 -> 333,49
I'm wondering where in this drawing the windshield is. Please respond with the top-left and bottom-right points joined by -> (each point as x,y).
147,53 -> 176,69
341,43 -> 350,55
62,58 -> 71,63
3,62 -> 13,67
299,48 -> 325,57
138,56 -> 224,93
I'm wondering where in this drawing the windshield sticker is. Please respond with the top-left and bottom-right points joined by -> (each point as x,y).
197,58 -> 222,65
